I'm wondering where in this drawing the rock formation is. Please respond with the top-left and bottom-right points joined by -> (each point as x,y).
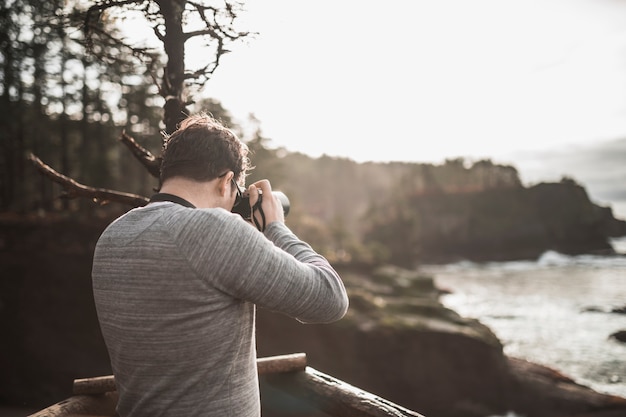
1,210 -> 625,416
610,331 -> 626,344
257,265 -> 626,417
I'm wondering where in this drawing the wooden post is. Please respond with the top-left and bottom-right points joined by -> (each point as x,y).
72,375 -> 117,396
257,352 -> 307,375
72,352 -> 307,395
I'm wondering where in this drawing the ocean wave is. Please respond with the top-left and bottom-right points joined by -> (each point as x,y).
611,236 -> 626,254
537,250 -> 626,269
427,248 -> 626,400
424,245 -> 626,273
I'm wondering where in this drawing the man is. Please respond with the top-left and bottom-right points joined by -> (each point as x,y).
92,114 -> 349,417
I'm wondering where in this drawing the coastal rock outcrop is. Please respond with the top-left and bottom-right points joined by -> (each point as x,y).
612,306 -> 626,315
363,180 -> 626,266
257,265 -> 626,417
2,216 -> 625,417
610,330 -> 626,344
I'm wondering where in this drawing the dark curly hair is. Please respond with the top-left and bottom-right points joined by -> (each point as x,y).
160,113 -> 251,185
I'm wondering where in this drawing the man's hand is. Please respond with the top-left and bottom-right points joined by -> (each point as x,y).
247,179 -> 285,231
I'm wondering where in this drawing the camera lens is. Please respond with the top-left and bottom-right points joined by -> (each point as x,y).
231,189 -> 290,220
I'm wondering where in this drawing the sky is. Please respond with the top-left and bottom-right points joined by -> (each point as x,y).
122,0 -> 626,216
197,0 -> 626,167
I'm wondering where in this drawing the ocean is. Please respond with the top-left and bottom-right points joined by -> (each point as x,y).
419,236 -> 626,399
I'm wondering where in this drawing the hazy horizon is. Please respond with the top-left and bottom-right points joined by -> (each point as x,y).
119,0 -> 626,219
508,137 -> 626,219
197,1 -> 626,163
265,136 -> 626,220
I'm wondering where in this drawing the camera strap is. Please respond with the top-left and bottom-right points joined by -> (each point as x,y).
251,199 -> 266,232
149,193 -> 196,209
150,192 -> 267,232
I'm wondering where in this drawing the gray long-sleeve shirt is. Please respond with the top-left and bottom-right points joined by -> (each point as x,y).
92,202 -> 348,417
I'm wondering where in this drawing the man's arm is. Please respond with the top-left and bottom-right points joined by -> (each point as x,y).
180,210 -> 348,324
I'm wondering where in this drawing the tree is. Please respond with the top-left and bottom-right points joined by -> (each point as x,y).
80,0 -> 250,133
0,0 -> 70,210
0,0 -> 27,209
28,0 -> 252,208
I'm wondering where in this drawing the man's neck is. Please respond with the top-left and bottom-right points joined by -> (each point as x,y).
150,192 -> 196,208
158,178 -> 221,209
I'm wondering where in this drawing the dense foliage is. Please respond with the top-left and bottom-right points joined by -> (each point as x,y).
1,0 -> 249,211
1,0 -> 164,211
3,1 -> 621,268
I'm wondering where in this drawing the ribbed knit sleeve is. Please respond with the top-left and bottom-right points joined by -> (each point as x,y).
174,208 -> 349,323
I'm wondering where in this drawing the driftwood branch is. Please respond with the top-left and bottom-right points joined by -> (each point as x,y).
28,153 -> 149,207
119,131 -> 162,179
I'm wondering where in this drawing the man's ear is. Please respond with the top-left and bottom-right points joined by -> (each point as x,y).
217,172 -> 233,197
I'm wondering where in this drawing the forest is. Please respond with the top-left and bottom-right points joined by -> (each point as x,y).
5,0 -> 617,268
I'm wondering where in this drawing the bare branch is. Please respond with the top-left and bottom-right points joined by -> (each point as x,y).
180,0 -> 251,87
84,0 -> 148,25
83,0 -> 148,42
119,131 -> 162,179
86,23 -> 156,61
153,25 -> 166,42
81,2 -> 159,66
28,153 -> 149,208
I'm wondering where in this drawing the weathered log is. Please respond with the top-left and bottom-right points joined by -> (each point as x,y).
72,352 -> 307,395
27,392 -> 118,417
262,366 -> 425,417
72,376 -> 116,396
257,352 -> 307,375
32,353 -> 424,417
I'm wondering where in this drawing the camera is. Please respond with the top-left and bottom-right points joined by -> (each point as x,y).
231,187 -> 290,221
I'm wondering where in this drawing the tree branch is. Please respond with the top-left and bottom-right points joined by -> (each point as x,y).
28,153 -> 149,207
84,0 -> 148,24
179,1 -> 251,86
119,131 -> 162,179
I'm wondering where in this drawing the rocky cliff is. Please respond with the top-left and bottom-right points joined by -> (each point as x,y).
257,265 -> 626,417
273,156 -> 626,266
1,214 -> 625,416
365,180 -> 626,266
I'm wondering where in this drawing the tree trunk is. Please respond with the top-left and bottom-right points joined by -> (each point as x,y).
156,0 -> 188,134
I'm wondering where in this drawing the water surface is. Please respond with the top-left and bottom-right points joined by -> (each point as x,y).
420,237 -> 626,398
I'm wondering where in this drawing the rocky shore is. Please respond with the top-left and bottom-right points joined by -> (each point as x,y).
1,215 -> 626,417
257,265 -> 626,417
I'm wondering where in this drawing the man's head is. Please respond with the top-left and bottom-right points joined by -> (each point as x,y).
160,113 -> 250,186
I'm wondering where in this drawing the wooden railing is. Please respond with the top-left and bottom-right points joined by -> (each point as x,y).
29,353 -> 424,417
